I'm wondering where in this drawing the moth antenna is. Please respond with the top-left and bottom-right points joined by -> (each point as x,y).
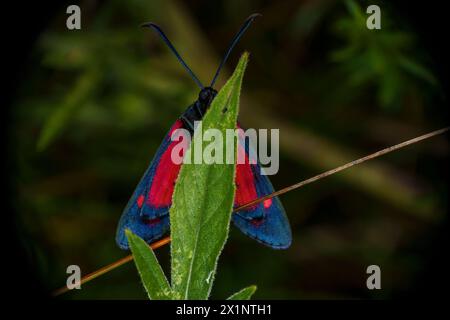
210,13 -> 261,87
142,22 -> 204,89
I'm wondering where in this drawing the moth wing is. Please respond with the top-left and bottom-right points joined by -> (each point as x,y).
115,120 -> 186,249
232,125 -> 292,249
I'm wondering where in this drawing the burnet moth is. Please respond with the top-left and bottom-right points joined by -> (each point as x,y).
116,14 -> 292,250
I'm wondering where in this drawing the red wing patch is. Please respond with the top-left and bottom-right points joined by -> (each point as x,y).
147,121 -> 259,210
234,144 -> 258,210
147,120 -> 184,208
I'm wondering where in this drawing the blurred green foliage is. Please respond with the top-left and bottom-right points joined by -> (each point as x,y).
331,0 -> 437,110
11,0 -> 448,299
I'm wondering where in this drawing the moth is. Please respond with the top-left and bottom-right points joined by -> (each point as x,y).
116,14 -> 292,250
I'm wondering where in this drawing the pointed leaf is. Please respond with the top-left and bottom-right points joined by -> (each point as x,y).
125,229 -> 172,300
227,285 -> 257,300
170,52 -> 249,299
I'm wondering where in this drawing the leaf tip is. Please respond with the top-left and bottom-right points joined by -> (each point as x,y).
239,51 -> 250,67
124,228 -> 133,238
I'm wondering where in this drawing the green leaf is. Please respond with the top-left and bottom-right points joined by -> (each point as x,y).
170,52 -> 249,300
227,285 -> 257,300
125,229 -> 172,300
397,55 -> 437,86
36,71 -> 97,151
345,0 -> 365,24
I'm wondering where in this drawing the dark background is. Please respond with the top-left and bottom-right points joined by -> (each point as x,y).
2,0 -> 449,300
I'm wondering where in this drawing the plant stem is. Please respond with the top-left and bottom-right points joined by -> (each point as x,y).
237,126 -> 450,210
52,126 -> 449,297
52,236 -> 171,296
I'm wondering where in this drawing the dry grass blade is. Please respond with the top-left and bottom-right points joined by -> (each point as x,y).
53,126 -> 449,297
